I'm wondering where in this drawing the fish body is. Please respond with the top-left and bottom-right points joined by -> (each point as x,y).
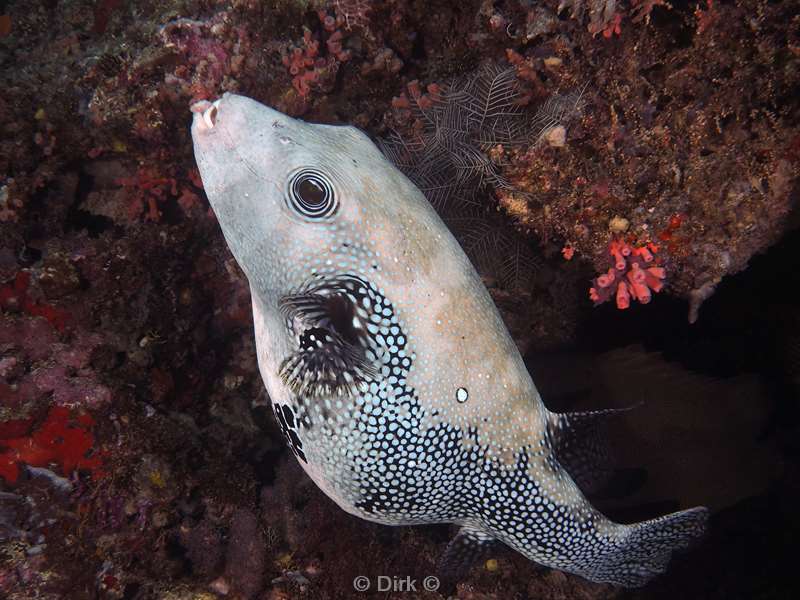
190,94 -> 708,587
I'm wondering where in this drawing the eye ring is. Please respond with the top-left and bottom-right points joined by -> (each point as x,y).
286,168 -> 338,220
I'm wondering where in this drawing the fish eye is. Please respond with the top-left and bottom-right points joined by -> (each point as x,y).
286,168 -> 338,220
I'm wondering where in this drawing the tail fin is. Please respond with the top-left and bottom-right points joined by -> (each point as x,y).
589,506 -> 709,587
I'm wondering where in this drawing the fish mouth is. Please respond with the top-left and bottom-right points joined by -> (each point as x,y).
190,97 -> 222,130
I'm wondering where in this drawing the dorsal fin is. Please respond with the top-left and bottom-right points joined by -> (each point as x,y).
547,404 -> 641,494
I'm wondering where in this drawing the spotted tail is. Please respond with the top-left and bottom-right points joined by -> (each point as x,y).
585,506 -> 709,587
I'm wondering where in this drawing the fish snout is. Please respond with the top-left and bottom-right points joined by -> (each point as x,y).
190,98 -> 222,131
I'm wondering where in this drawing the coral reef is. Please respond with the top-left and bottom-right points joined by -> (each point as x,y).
0,406 -> 104,484
0,0 -> 798,598
490,0 -> 799,321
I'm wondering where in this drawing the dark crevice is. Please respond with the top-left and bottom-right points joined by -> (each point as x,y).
65,170 -> 116,237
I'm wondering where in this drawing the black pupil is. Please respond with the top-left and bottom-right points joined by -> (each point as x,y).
297,177 -> 326,206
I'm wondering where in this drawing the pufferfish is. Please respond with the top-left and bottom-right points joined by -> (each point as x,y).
190,93 -> 708,587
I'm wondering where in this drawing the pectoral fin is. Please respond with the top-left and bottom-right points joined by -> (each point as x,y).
278,326 -> 377,398
278,280 -> 377,398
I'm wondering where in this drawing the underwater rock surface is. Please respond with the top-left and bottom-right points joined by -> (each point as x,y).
0,0 -> 798,598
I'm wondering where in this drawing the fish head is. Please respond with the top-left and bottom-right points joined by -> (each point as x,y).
190,92 -> 407,293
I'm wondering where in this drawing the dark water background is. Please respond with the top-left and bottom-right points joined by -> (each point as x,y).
526,225 -> 800,598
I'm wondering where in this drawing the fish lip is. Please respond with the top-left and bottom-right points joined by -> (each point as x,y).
190,99 -> 212,114
190,98 -> 223,131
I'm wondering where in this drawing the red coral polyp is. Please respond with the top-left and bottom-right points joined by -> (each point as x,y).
281,15 -> 351,102
0,271 -> 69,331
0,406 -> 105,484
589,239 -> 665,309
115,166 -> 178,222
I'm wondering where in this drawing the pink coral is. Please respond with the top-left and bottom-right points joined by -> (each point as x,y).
114,165 -> 203,222
282,28 -> 325,99
282,15 -> 352,102
159,14 -> 251,104
159,18 -> 229,101
589,239 -> 665,309
389,80 -> 444,140
114,166 -> 176,222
